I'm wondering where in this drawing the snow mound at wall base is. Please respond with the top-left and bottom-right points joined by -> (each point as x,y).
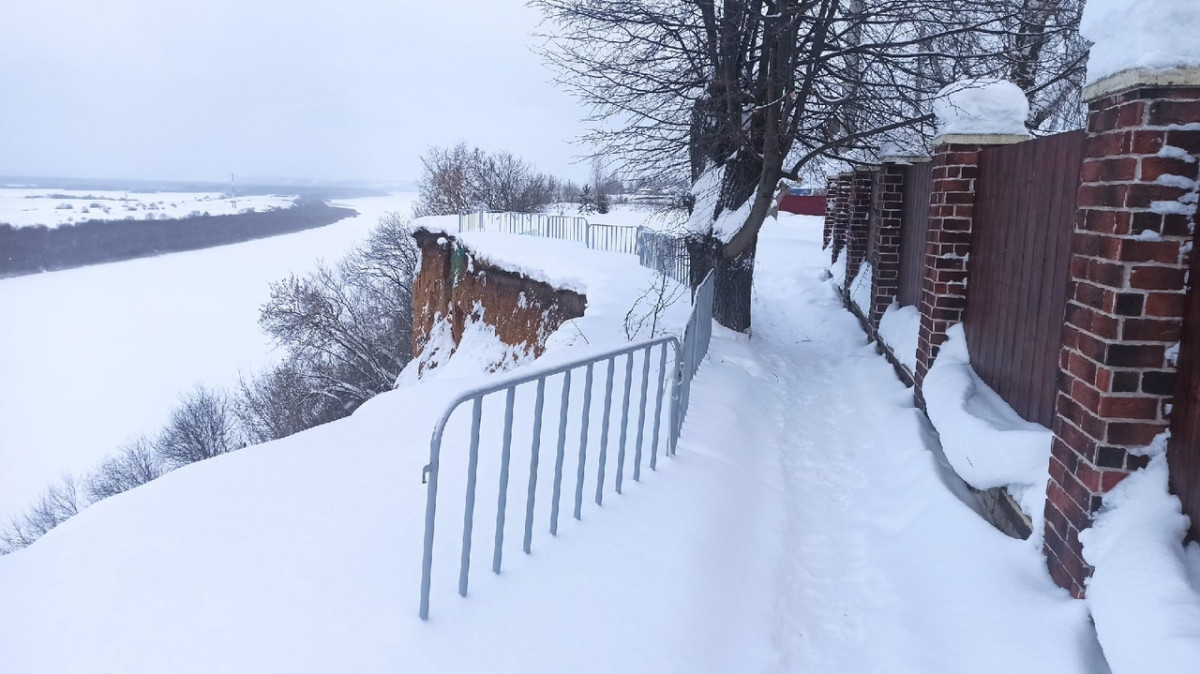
878,303 -> 919,372
1081,435 -> 1200,674
922,324 -> 1052,539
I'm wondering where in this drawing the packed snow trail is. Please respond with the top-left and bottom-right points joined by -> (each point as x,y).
681,214 -> 1107,672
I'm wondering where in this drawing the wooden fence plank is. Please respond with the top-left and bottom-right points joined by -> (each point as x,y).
897,162 -> 932,307
966,130 -> 1085,427
1169,250 -> 1200,542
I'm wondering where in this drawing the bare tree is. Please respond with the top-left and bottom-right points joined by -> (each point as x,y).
534,0 -> 1086,330
413,143 -> 474,217
414,144 -> 564,216
157,385 -> 242,467
235,362 -> 318,443
259,214 -> 420,419
0,475 -> 87,553
87,438 -> 165,501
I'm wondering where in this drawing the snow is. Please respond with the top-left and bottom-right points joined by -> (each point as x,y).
0,194 -> 416,521
0,188 -> 295,228
849,261 -> 872,315
922,324 -> 1053,538
583,204 -> 684,233
829,248 -> 847,287
878,302 -> 920,372
415,215 -> 588,294
1081,435 -> 1200,673
1079,0 -> 1200,85
685,165 -> 752,242
934,79 -> 1030,137
0,212 -> 1105,673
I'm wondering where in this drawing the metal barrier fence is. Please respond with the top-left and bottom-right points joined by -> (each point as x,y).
459,211 -> 590,242
458,211 -> 642,256
636,226 -> 691,284
418,271 -> 715,619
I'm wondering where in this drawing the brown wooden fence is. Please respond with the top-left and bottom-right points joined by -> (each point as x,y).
963,130 -> 1085,427
1170,249 -> 1200,542
897,162 -> 932,307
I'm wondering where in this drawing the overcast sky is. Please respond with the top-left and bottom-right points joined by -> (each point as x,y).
0,0 -> 591,184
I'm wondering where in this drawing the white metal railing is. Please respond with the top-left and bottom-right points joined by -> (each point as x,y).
418,271 -> 715,619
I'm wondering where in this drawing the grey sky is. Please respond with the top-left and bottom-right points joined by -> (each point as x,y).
0,0 -> 591,183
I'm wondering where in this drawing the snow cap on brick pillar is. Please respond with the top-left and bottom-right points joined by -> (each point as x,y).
912,79 -> 1030,406
843,167 -> 875,298
1041,0 -> 1200,599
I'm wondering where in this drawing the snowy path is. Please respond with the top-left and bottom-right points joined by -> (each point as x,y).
673,215 -> 1107,672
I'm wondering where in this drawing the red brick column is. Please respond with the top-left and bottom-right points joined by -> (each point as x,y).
823,176 -> 838,249
1043,75 -> 1200,598
866,162 -> 905,328
843,168 -> 875,296
913,135 -> 1027,406
830,173 -> 853,261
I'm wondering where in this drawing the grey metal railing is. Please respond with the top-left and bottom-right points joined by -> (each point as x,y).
418,270 -> 715,619
636,226 -> 691,284
457,210 -> 641,255
458,211 -> 590,242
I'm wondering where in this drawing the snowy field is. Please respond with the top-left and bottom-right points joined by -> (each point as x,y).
0,193 -> 416,521
0,213 -> 1110,673
0,188 -> 296,228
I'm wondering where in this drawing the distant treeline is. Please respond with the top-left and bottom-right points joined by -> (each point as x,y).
0,199 -> 358,277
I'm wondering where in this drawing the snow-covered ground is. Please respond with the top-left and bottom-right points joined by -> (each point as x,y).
539,202 -> 685,232
0,188 -> 296,228
0,194 -> 416,521
0,212 -> 1109,672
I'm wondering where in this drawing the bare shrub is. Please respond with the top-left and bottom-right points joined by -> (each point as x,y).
86,438 -> 165,501
235,361 -> 319,443
414,143 -> 563,216
0,475 -> 87,553
157,385 -> 242,467
624,272 -> 687,340
258,213 -> 419,421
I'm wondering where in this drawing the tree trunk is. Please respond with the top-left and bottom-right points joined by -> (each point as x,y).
714,241 -> 756,332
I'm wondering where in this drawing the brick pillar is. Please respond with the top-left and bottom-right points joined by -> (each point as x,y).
912,135 -> 1027,404
830,173 -> 852,261
843,168 -> 875,295
823,176 -> 838,249
1043,72 -> 1200,598
866,161 -> 906,328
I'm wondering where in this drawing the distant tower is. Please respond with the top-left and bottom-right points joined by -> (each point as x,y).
229,173 -> 237,198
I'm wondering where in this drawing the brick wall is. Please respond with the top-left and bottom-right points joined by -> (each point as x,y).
830,173 -> 853,260
1043,82 -> 1200,597
823,176 -> 838,249
843,169 -> 875,295
867,163 -> 905,327
411,229 -> 587,372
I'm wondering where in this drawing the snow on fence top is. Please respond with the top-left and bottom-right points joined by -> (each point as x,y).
1080,0 -> 1200,86
933,78 -> 1029,138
